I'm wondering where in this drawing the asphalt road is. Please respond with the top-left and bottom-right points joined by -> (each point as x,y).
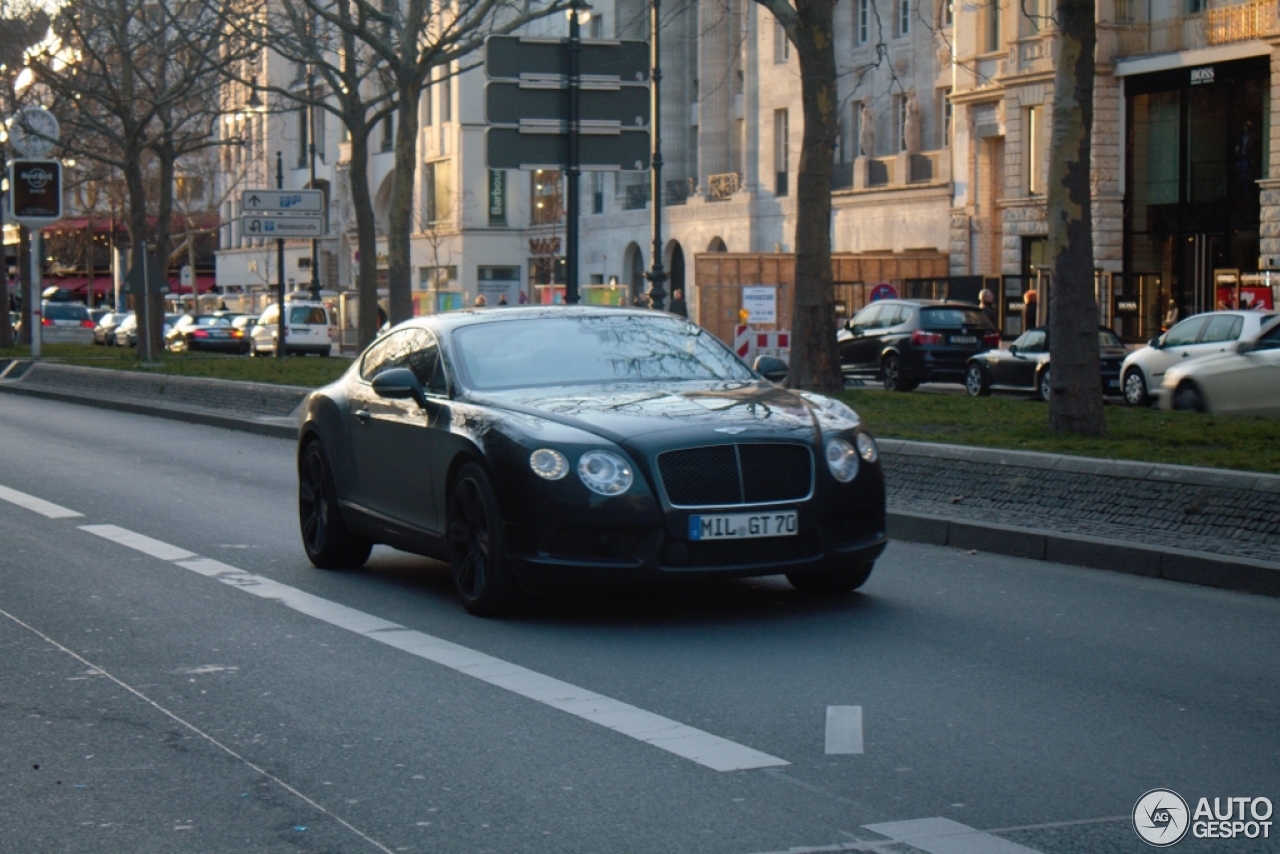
1,394 -> 1277,854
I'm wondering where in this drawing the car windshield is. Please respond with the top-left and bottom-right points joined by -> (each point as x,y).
919,307 -> 993,329
451,314 -> 756,390
44,304 -> 90,321
290,306 -> 327,324
1099,329 -> 1124,348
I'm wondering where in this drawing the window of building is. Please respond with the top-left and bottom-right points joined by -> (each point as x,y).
314,107 -> 326,163
176,175 -> 206,202
938,88 -> 952,148
850,102 -> 862,158
1023,0 -> 1048,32
440,75 -> 452,123
895,95 -> 907,151
423,85 -> 433,126
941,0 -> 954,26
774,109 -> 789,196
985,0 -> 1002,51
381,113 -> 394,152
592,172 -> 604,214
1026,105 -> 1044,195
773,16 -> 789,63
532,170 -> 563,224
856,0 -> 870,44
898,0 -> 911,37
423,160 -> 452,223
297,105 -> 309,167
589,15 -> 604,38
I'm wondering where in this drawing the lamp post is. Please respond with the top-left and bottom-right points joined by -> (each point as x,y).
564,0 -> 585,305
644,0 -> 667,310
276,150 -> 286,359
307,72 -> 321,301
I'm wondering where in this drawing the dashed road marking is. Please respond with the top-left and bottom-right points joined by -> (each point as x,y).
862,817 -> 1044,854
0,484 -> 83,519
80,524 -> 195,561
824,705 -> 863,754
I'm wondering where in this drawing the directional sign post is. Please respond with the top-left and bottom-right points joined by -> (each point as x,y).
241,189 -> 325,213
242,214 -> 326,239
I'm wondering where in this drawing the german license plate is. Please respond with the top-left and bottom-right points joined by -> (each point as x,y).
1106,379 -> 1119,388
688,510 -> 798,540
951,335 -> 976,344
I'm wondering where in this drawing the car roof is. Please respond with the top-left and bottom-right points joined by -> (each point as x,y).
400,305 -> 690,335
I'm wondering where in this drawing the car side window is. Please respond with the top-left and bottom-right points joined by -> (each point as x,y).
897,307 -> 915,326
1163,316 -> 1207,346
1256,323 -> 1280,351
877,306 -> 903,328
360,329 -> 421,381
1201,315 -> 1243,343
1020,330 -> 1047,352
850,305 -> 879,332
406,332 -> 449,395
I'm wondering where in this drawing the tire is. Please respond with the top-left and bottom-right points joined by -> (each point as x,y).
882,355 -> 907,392
1037,368 -> 1052,402
1123,368 -> 1149,407
298,440 -> 372,569
1172,382 -> 1206,413
787,563 -> 874,594
964,362 -> 991,397
447,463 -> 525,616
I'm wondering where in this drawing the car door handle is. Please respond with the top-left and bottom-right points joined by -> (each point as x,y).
354,409 -> 371,423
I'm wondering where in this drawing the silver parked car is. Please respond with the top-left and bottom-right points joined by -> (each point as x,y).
1120,310 -> 1278,406
1158,316 -> 1280,416
39,302 -> 96,345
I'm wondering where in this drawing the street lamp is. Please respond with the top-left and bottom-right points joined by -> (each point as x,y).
307,72 -> 321,301
644,0 -> 667,310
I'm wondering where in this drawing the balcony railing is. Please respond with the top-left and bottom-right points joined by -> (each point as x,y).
708,172 -> 740,200
623,183 -> 650,210
665,177 -> 696,206
1114,0 -> 1280,58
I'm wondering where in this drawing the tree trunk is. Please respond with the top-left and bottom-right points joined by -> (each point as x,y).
0,194 -> 11,348
347,129 -> 381,349
784,0 -> 842,394
124,154 -> 157,361
17,225 -> 31,346
387,88 -> 419,324
1046,0 -> 1105,434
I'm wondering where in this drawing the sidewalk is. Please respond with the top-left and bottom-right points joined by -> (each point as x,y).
3,360 -> 1277,596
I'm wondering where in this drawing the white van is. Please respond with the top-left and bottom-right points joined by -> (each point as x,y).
249,301 -> 335,356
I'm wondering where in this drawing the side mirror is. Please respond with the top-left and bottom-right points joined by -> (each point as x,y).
753,355 -> 789,383
1008,344 -> 1018,356
372,367 -> 427,408
1148,337 -> 1162,349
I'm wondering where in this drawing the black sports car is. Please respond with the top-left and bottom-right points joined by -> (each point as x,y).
297,307 -> 887,615
964,326 -> 1128,401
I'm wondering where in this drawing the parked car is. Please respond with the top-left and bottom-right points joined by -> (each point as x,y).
230,315 -> 258,354
39,301 -> 96,345
1157,316 -> 1280,416
838,299 -> 1001,391
112,312 -> 138,347
93,311 -> 126,345
1120,310 -> 1277,406
250,300 -> 334,356
297,307 -> 888,615
164,313 -> 247,353
964,326 -> 1128,401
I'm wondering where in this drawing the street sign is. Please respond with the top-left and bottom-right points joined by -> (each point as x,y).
485,36 -> 649,82
485,127 -> 650,171
9,159 -> 62,227
243,214 -> 326,238
486,82 -> 649,127
241,189 -> 325,213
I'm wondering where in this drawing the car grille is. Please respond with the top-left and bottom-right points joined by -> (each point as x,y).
672,531 -> 823,567
657,443 -> 813,507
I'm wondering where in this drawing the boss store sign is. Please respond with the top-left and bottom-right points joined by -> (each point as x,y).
8,159 -> 63,227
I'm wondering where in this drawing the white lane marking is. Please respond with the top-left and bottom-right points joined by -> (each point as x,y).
47,533 -> 782,772
0,484 -> 83,519
79,525 -> 196,561
862,817 -> 1044,854
824,705 -> 863,754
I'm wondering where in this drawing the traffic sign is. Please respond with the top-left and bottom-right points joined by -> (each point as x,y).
243,214 -> 326,238
485,36 -> 649,82
241,189 -> 325,213
485,127 -> 650,171
9,159 -> 62,227
486,82 -> 649,127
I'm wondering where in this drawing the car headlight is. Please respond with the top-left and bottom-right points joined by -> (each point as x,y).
824,437 -> 859,483
529,448 -> 569,480
577,450 -> 633,496
855,432 -> 878,463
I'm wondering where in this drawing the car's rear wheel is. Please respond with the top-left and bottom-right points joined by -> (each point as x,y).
882,355 -> 911,392
787,563 -> 874,594
1123,368 -> 1149,407
1172,382 -> 1206,413
964,362 -> 991,397
298,441 -> 372,569
448,463 -> 525,616
1037,368 -> 1052,402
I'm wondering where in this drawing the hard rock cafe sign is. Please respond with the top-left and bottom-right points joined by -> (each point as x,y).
529,237 -> 560,256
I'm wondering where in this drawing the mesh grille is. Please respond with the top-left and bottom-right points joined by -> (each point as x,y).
658,444 -> 813,507
544,528 -> 646,563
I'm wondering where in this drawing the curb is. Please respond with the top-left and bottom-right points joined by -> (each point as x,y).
887,510 -> 1280,597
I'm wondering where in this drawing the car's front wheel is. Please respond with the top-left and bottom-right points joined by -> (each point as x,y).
1172,382 -> 1207,413
298,440 -> 372,569
448,463 -> 525,616
964,362 -> 991,397
787,563 -> 874,594
1123,368 -> 1149,407
1037,368 -> 1052,402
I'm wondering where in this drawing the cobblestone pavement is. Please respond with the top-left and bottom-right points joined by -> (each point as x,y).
884,454 -> 1280,564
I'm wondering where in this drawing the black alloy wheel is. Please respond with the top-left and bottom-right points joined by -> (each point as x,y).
965,362 -> 991,397
1038,368 -> 1052,402
447,463 -> 525,616
787,563 -> 874,594
1172,382 -> 1206,413
882,355 -> 905,392
298,441 -> 372,569
1123,369 -> 1149,407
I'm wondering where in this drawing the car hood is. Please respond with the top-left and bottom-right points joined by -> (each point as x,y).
472,380 -> 839,444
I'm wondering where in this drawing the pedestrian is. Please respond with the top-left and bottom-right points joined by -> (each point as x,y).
518,290 -> 528,304
1162,299 -> 1179,330
375,303 -> 388,329
474,294 -> 487,307
497,293 -> 508,306
1022,289 -> 1038,329
979,288 -> 998,330
669,288 -> 688,318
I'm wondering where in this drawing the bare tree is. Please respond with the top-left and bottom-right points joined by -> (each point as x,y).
1045,0 -> 1104,433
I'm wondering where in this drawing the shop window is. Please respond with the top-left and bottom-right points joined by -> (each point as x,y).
532,170 -> 563,224
423,160 -> 453,223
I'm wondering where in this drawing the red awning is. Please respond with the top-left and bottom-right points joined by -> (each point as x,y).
45,276 -> 113,297
166,274 -> 217,294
